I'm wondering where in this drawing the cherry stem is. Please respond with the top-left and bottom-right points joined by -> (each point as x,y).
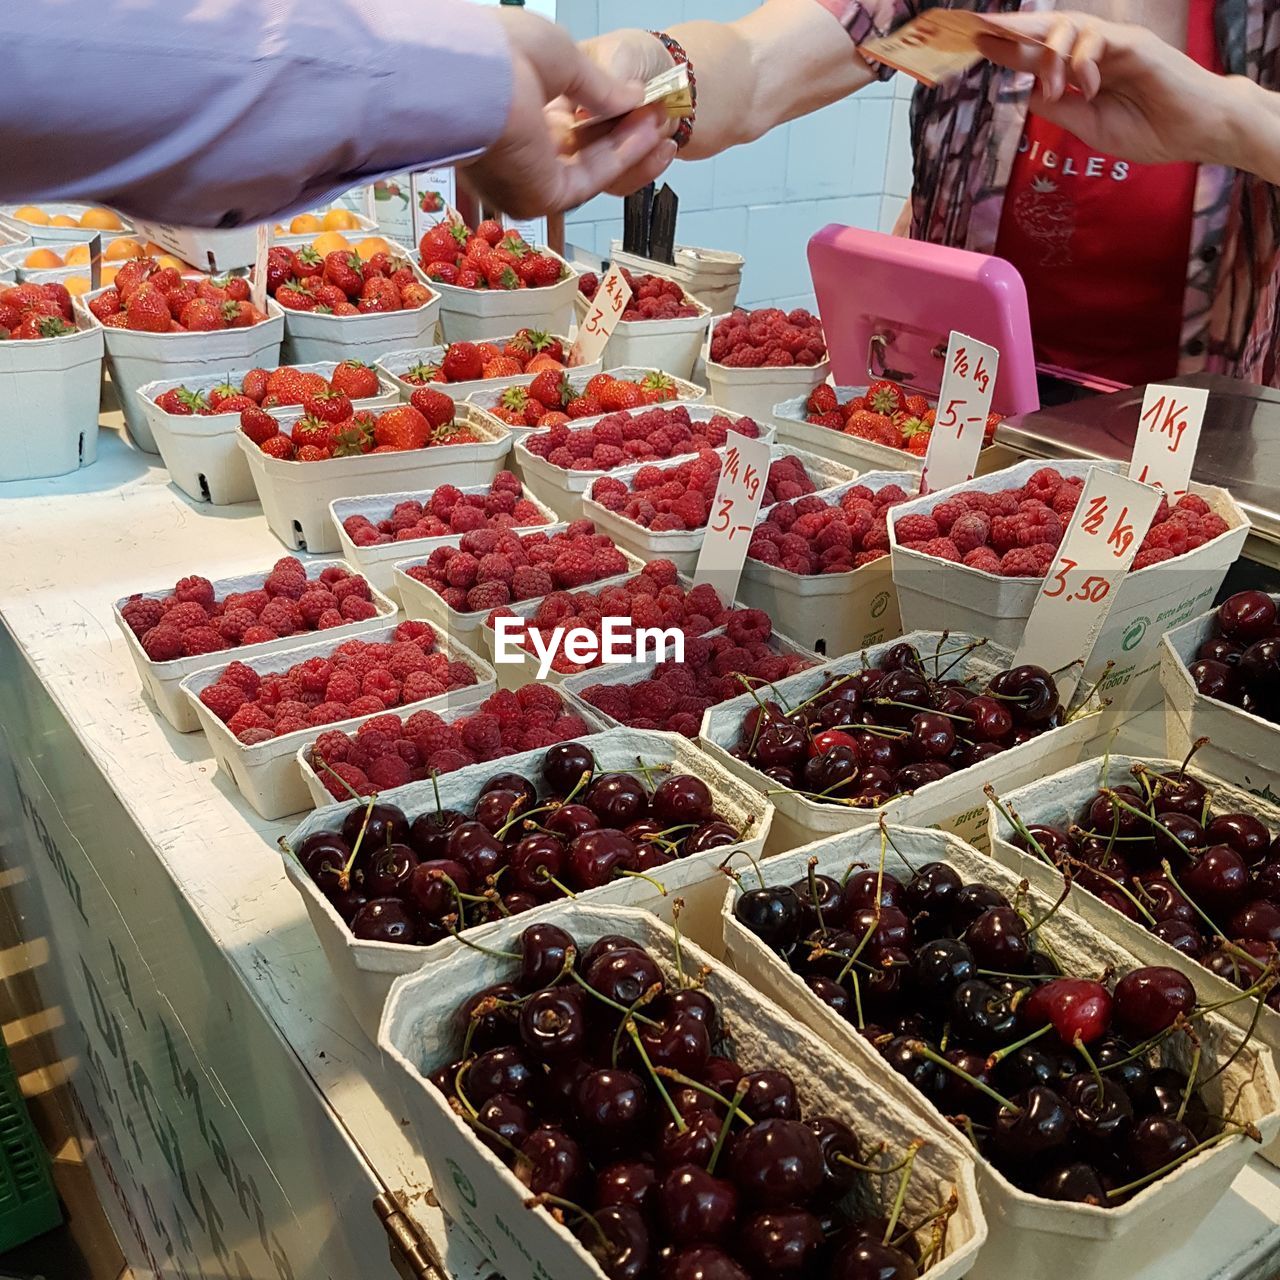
1105,1129 -> 1243,1200
617,869 -> 669,895
447,925 -> 520,961
1178,736 -> 1211,780
526,1193 -> 608,1249
1160,860 -> 1228,941
706,1081 -> 751,1176
627,1022 -> 687,1132
1074,1034 -> 1106,1093
806,859 -> 827,931
915,1192 -> 959,1272
429,767 -> 444,817
1068,658 -> 1111,719
983,786 -> 1048,863
883,1140 -> 925,1245
833,1141 -> 913,1177
1103,790 -> 1190,854
874,697 -> 972,723
629,756 -> 671,787
567,970 -> 662,1028
1177,1041 -> 1203,1123
934,638 -> 986,681
985,1021 -> 1053,1067
313,753 -> 363,801
1063,855 -> 1157,926
909,1040 -> 1020,1114
1200,975 -> 1274,1086
655,1069 -> 756,1125
850,968 -> 865,1029
339,791 -> 380,889
723,842 -> 767,890
535,866 -> 578,900
835,907 -> 884,986
1024,869 -> 1074,935
671,897 -> 687,988
611,985 -> 658,1067
879,819 -> 919,876
453,1062 -> 479,1120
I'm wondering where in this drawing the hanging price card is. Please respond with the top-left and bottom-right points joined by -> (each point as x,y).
569,266 -> 632,367
1127,383 -> 1208,500
920,331 -> 999,494
410,168 -> 457,242
693,430 -> 774,599
250,224 -> 270,313
1014,467 -> 1162,705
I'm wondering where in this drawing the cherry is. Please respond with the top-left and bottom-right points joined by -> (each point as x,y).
737,1070 -> 800,1121
950,883 -> 1009,931
987,664 -> 1060,725
912,937 -> 976,1008
658,1109 -> 721,1169
1151,771 -> 1209,818
567,829 -> 637,890
576,1068 -> 647,1143
515,1125 -> 585,1198
473,788 -> 529,835
581,934 -> 644,971
1153,811 -> 1207,860
406,858 -> 471,919
363,842 -> 418,896
1142,1068 -> 1214,1140
994,1044 -> 1065,1094
1207,812 -> 1272,866
1254,860 -> 1280,901
909,711 -> 955,760
580,1203 -> 649,1280
586,947 -> 664,1008
1182,844 -> 1250,914
805,1115 -> 861,1203
752,722 -> 808,769
808,728 -> 858,758
875,670 -> 933,722
735,885 -> 804,951
545,802 -> 600,842
894,761 -> 952,791
640,1011 -> 711,1076
658,989 -> 720,1038
509,835 -> 566,898
541,741 -> 596,795
409,808 -> 466,860
829,1238 -> 919,1280
727,1116 -> 823,1205
299,832 -> 351,889
1199,636 -> 1244,665
1218,589 -> 1278,641
666,1246 -> 750,1280
950,980 -> 1018,1048
341,801 -> 408,850
502,890 -> 539,916
904,861 -> 963,918
1151,918 -> 1206,958
1240,637 -> 1280,700
940,1047 -> 996,1116
740,1209 -> 825,1276
993,1085 -> 1074,1162
1036,1160 -> 1109,1206
1126,1114 -> 1195,1177
1063,1073 -> 1133,1148
791,873 -> 842,931
858,734 -> 904,774
702,1055 -> 745,1098
965,694 -> 1015,741
846,904 -> 913,956
803,745 -> 861,795
1023,977 -> 1113,1046
1137,873 -> 1196,925
458,982 -> 519,1053
1093,1038 -> 1150,1100
475,1093 -> 533,1153
350,897 -> 417,944
481,769 -> 538,806
586,773 -> 650,826
518,987 -> 585,1060
686,820 -> 740,855
1016,824 -> 1074,863
595,1160 -> 658,1216
539,1057 -> 592,1119
840,868 -> 906,914
659,1164 -> 738,1244
1231,898 -> 1280,943
881,1036 -> 943,1094
652,774 -> 716,825
806,974 -> 854,1021
963,906 -> 1031,972
467,1045 -> 535,1104
448,821 -> 504,880
1083,785 -> 1145,838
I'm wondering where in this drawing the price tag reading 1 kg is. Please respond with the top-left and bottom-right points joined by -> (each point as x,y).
1015,468 -> 1162,706
920,331 -> 999,494
568,267 -> 632,368
693,430 -> 774,598
1127,383 -> 1209,500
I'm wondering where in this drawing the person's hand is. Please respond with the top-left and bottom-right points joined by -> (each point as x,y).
463,10 -> 675,217
976,12 -> 1237,168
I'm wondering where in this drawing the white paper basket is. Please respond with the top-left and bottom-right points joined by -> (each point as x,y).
436,251 -> 578,342
573,287 -> 711,381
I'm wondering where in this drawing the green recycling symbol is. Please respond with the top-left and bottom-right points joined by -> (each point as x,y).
1122,617 -> 1149,652
871,591 -> 889,619
447,1160 -> 477,1208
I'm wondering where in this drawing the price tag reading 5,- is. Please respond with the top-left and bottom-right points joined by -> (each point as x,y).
1014,467 -> 1162,706
693,430 -> 774,598
920,331 -> 999,495
1127,383 -> 1209,500
569,267 -> 632,368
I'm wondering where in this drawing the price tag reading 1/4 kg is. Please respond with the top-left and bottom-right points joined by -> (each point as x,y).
1128,383 -> 1209,500
1014,468 -> 1163,705
920,331 -> 999,495
693,430 -> 774,597
569,267 -> 632,368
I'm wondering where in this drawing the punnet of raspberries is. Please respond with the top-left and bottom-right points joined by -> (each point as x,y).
591,451 -> 817,532
892,467 -> 1232,576
417,218 -> 567,291
580,621 -> 816,737
802,380 -> 1003,457
86,258 -> 268,332
263,243 -> 433,315
309,685 -> 592,798
0,282 -> 77,340
241,390 -> 480,462
749,481 -> 916,574
398,330 -> 568,386
197,619 -> 479,744
709,306 -> 827,368
121,557 -> 383,663
151,360 -> 383,417
524,405 -> 759,474
404,520 -> 631,613
487,368 -> 681,430
341,472 -> 548,546
577,269 -> 700,321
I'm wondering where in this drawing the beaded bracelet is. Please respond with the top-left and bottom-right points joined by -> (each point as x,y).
650,30 -> 697,149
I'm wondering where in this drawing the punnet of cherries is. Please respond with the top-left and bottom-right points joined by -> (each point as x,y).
426,921 -> 951,1280
1186,589 -> 1280,725
293,741 -> 750,946
731,641 -> 1070,809
734,854 -> 1267,1208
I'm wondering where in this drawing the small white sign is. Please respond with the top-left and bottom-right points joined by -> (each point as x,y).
87,233 -> 102,291
693,431 -> 775,598
1128,383 -> 1209,500
569,266 -> 632,368
250,224 -> 270,312
921,331 -> 999,494
410,168 -> 457,244
503,214 -> 547,248
1014,467 -> 1163,705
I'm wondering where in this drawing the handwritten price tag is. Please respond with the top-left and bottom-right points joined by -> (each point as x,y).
920,331 -> 999,495
569,267 -> 632,368
1014,468 -> 1162,705
693,431 -> 774,598
1127,383 -> 1208,500
250,224 -> 270,313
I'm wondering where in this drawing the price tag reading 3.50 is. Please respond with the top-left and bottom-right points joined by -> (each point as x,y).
920,331 -> 999,495
569,266 -> 632,368
1127,383 -> 1209,500
693,430 -> 774,599
1014,468 -> 1162,705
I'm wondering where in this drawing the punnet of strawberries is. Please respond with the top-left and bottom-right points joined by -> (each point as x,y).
524,405 -> 759,474
488,368 -> 681,430
0,282 -> 77,340
577,268 -> 700,321
341,472 -> 549,546
418,218 -> 567,291
709,305 -> 828,368
310,685 -> 592,798
120,557 -> 383,663
151,360 -> 382,417
803,380 -> 1003,457
893,466 -> 1232,576
85,258 -> 269,333
591,452 -> 818,533
264,243 -> 432,315
240,386 -> 480,462
399,330 -> 568,385
404,519 -> 631,614
197,619 -> 479,744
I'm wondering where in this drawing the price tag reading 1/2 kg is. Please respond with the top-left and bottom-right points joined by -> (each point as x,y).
1014,468 -> 1163,706
693,430 -> 774,598
569,267 -> 632,368
920,331 -> 999,495
250,224 -> 270,313
1127,383 -> 1209,500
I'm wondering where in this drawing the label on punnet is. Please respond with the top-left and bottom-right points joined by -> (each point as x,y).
1127,383 -> 1208,500
569,267 -> 632,368
920,331 -> 999,495
693,430 -> 774,599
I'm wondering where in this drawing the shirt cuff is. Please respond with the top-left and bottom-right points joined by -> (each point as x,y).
811,0 -> 901,80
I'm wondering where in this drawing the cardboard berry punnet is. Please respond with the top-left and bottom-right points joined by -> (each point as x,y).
573,275 -> 711,381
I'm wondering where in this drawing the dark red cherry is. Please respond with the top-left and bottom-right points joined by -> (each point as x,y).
586,772 -> 651,826
727,1117 -> 822,1205
657,989 -> 720,1038
350,897 -> 418,944
939,1048 -> 996,1116
1151,918 -> 1206,958
515,1125 -> 585,1198
541,741 -> 596,795
993,1085 -> 1074,1162
480,770 -> 538,809
1136,873 -> 1196,925
881,1036 -> 943,1094
806,975 -> 854,1020
447,820 -> 504,880
657,1109 -> 721,1170
1182,844 -> 1250,914
652,773 -> 716,825
458,982 -> 519,1053
518,921 -> 574,990
949,980 -> 1018,1048
858,733 -> 904,773
466,1045 -> 535,1103
1231,898 -> 1280,943
752,722 -> 808,769
685,820 -> 740,855
640,1010 -> 711,1076
406,858 -> 471,919
1198,636 -> 1244,665
576,1068 -> 647,1142
567,829 -> 637,890
963,906 -> 1031,972
1036,1160 -> 1109,1206
473,788 -> 529,835
660,1164 -> 738,1245
509,834 -> 566,898
1023,977 -> 1113,1046
364,842 -> 418,897
904,862 -> 963,916
1254,859 -> 1280,901
408,807 -> 466,860
1153,811 -> 1207,860
987,664 -> 1060,725
578,1203 -> 649,1280
666,1245 -> 750,1280
1150,771 -> 1210,818
518,987 -> 585,1060
1126,1114 -> 1196,1177
840,868 -> 906,914
909,711 -> 955,760
1207,812 -> 1272,866
1063,1073 -> 1134,1148
1243,638 -> 1280,694
1083,785 -> 1145,838
544,802 -> 600,842
299,832 -> 351,888
1016,824 -> 1074,863
586,946 -> 664,1008
475,1093 -> 533,1153
912,938 -> 976,1008
702,1055 -> 744,1099
950,883 -> 1009,931
1141,1067 -> 1214,1140
1092,1038 -> 1150,1100
965,694 -> 1015,741
805,1115 -> 860,1203
1218,590 -> 1277,641
740,1208 -> 824,1276
595,1160 -> 658,1216
829,1237 -> 919,1280
341,801 -> 408,850
736,1070 -> 799,1121
735,885 -> 804,950
803,744 -> 861,795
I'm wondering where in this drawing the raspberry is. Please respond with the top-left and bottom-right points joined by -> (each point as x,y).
460,714 -> 501,757
1199,512 -> 1229,540
340,595 -> 378,621
259,597 -> 302,635
919,537 -> 961,563
999,547 -> 1043,577
1023,467 -> 1065,501
367,755 -> 413,790
215,608 -> 258,643
321,762 -> 371,799
949,512 -> 991,555
446,553 -> 479,588
962,546 -> 1002,574
1133,546 -> 1177,570
237,726 -> 277,746
121,596 -> 165,636
1174,494 -> 1210,516
1017,508 -> 1063,549
348,694 -> 387,718
989,515 -> 1021,555
227,703 -> 272,735
1143,522 -> 1190,555
174,575 -> 215,608
264,569 -> 307,600
402,671 -> 446,702
726,609 -> 772,646
298,589 -> 338,627
182,626 -> 226,656
307,701 -> 351,727
362,669 -> 400,706
199,681 -> 248,722
894,514 -> 939,543
163,601 -> 210,631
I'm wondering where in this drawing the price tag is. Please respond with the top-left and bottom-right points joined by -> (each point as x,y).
87,233 -> 102,292
1014,468 -> 1162,705
503,214 -> 547,249
693,431 -> 774,599
1127,384 -> 1208,500
410,168 -> 457,243
920,331 -> 999,494
250,224 -> 270,313
568,266 -> 632,368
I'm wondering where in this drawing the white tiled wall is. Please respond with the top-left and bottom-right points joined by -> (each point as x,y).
559,1 -> 916,309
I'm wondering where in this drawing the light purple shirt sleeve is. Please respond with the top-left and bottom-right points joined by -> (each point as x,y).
0,0 -> 514,228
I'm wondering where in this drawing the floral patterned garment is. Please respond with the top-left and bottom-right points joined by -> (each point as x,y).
815,0 -> 1280,384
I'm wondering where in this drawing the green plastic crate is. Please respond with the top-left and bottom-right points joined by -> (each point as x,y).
0,1036 -> 60,1251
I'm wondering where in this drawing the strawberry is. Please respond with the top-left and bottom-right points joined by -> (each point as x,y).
214,394 -> 257,413
206,380 -> 240,410
486,263 -> 521,291
164,281 -> 197,317
275,280 -> 316,311
180,298 -> 226,331
418,223 -> 466,266
125,286 -> 174,333
358,277 -> 400,313
365,252 -> 395,278
409,387 -> 455,429
10,312 -> 75,340
330,360 -> 380,400
499,385 -> 531,412
566,395 -> 602,419
524,254 -> 564,288
985,411 -> 1002,443
296,444 -> 332,462
293,246 -> 324,280
529,370 -> 570,410
640,371 -> 677,403
904,394 -> 930,417
390,267 -> 415,289
155,386 -> 206,415
39,282 -> 73,320
524,352 -> 563,374
323,251 -> 365,297
584,374 -> 614,399
227,300 -> 265,328
265,246 -> 297,292
482,356 -> 522,378
423,261 -> 458,285
601,381 -> 644,412
303,387 -> 353,424
374,406 -> 430,450
806,384 -> 838,415
218,275 -> 252,303
196,279 -> 231,306
866,379 -> 907,416
87,289 -> 122,323
456,268 -> 483,290
906,432 -> 931,456
267,368 -> 316,405
404,360 -> 443,385
399,282 -> 434,309
240,406 -> 279,445
259,434 -> 296,460
330,417 -> 375,457
540,412 -> 571,428
476,219 -> 505,246
442,342 -> 484,382
113,257 -> 158,301
311,282 -> 349,310
499,233 -> 530,259
241,368 -> 271,403
524,400 -> 545,427
291,413 -> 333,447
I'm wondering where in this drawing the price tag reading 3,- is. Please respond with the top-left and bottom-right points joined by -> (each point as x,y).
1127,383 -> 1209,500
568,267 -> 632,368
920,331 -> 999,495
1014,467 -> 1162,706
693,430 -> 774,599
